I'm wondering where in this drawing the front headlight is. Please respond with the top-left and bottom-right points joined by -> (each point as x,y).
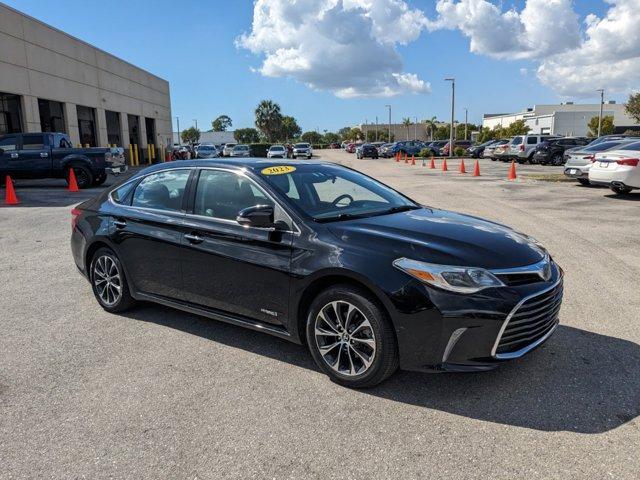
393,257 -> 505,294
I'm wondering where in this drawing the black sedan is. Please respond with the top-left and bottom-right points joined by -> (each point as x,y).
71,159 -> 563,387
532,137 -> 590,165
356,143 -> 379,159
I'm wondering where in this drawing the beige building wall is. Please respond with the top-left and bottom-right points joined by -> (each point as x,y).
0,2 -> 172,152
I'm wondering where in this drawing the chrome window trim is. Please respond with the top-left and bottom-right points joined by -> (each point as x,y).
490,276 -> 562,358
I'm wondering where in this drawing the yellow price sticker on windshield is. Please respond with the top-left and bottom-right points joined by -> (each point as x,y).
261,165 -> 296,175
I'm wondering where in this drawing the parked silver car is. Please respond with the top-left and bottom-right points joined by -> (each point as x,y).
230,144 -> 251,157
292,142 -> 313,159
267,145 -> 287,159
563,139 -> 636,185
195,144 -> 219,159
507,134 -> 559,163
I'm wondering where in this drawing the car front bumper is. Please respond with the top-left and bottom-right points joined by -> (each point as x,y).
564,165 -> 590,179
106,164 -> 128,175
389,262 -> 564,373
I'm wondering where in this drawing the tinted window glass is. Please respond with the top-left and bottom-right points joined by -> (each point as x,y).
194,170 -> 273,220
111,181 -> 136,204
620,141 -> 640,151
22,134 -> 45,150
512,137 -> 523,145
0,136 -> 18,151
132,170 -> 190,212
527,137 -> 538,144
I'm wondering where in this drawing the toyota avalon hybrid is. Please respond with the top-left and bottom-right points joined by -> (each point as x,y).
71,159 -> 563,388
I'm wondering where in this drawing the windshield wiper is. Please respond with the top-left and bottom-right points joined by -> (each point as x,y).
384,205 -> 421,214
314,205 -> 420,223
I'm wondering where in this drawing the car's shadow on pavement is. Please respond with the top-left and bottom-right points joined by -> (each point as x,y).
604,193 -> 640,201
125,305 -> 639,434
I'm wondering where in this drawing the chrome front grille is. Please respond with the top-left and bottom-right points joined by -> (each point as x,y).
494,279 -> 563,358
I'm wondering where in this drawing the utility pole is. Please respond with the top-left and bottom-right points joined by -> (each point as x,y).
414,116 -> 418,140
385,105 -> 391,142
176,116 -> 180,145
445,78 -> 455,158
596,89 -> 604,137
464,108 -> 468,141
375,116 -> 379,141
193,119 -> 198,130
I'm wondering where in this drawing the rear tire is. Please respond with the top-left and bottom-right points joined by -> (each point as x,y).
306,285 -> 398,388
90,247 -> 136,313
551,153 -> 564,166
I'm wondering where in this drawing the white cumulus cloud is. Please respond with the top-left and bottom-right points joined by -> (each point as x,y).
236,0 -> 431,98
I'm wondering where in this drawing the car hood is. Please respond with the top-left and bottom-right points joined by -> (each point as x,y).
328,208 -> 545,269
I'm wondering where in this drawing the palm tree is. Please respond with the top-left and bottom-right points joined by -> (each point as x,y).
402,117 -> 412,140
255,100 -> 283,142
423,116 -> 437,141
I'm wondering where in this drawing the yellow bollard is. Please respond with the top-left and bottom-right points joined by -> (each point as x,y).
150,144 -> 156,161
128,147 -> 134,165
133,144 -> 139,166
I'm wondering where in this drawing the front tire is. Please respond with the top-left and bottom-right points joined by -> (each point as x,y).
610,185 -> 632,195
90,247 -> 136,313
306,285 -> 398,388
578,178 -> 590,186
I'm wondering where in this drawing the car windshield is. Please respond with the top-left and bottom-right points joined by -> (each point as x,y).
234,145 -> 248,151
270,146 -> 285,151
294,143 -> 310,148
259,164 -> 419,222
199,146 -> 215,151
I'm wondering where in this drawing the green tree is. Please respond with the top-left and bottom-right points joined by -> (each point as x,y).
234,128 -> 260,144
211,115 -> 232,132
588,115 -> 615,136
255,99 -> 283,142
625,92 -> 640,123
505,119 -> 531,136
423,116 -> 437,141
337,127 -> 351,140
433,124 -> 451,140
301,131 -> 322,144
281,115 -> 301,141
322,132 -> 340,144
402,117 -> 412,140
181,126 -> 200,144
346,127 -> 363,141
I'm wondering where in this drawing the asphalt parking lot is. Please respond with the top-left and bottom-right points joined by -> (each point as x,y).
1,152 -> 639,479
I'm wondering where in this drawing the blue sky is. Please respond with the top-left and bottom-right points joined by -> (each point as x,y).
5,0 -> 631,133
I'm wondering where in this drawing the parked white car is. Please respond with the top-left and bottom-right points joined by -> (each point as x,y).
267,145 -> 287,159
292,142 -> 313,159
588,141 -> 640,194
222,143 -> 237,157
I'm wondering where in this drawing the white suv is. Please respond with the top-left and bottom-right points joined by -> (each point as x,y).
508,135 -> 559,163
292,142 -> 313,159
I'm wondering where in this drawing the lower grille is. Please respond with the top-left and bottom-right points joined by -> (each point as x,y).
495,280 -> 563,356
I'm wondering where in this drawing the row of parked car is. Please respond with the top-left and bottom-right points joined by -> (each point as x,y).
173,142 -> 314,160
344,139 -> 476,159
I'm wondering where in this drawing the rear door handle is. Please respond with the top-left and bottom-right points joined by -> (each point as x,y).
40,152 -> 49,158
184,233 -> 204,244
10,153 -> 18,159
113,219 -> 127,228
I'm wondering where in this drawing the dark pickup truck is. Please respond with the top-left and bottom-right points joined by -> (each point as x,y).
0,132 -> 127,188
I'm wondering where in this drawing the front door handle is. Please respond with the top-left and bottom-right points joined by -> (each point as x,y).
113,219 -> 127,228
184,233 -> 204,244
10,152 -> 18,159
40,152 -> 49,158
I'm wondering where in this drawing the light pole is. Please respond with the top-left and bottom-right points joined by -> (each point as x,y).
414,116 -> 418,140
596,89 -> 604,137
176,116 -> 180,145
464,108 -> 468,141
375,116 -> 379,141
385,104 -> 391,142
193,119 -> 198,130
445,78 -> 455,158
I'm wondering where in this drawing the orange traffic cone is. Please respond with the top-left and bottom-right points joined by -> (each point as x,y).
68,168 -> 79,192
4,176 -> 19,205
508,161 -> 517,180
411,155 -> 415,166
459,159 -> 466,174
429,156 -> 436,169
442,158 -> 448,172
473,160 -> 481,177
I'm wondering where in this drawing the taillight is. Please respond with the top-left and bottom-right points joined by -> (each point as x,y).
584,155 -> 595,162
616,158 -> 639,167
519,144 -> 524,151
71,207 -> 82,231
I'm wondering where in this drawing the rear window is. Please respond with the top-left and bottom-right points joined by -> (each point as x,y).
619,141 -> 640,151
527,137 -> 538,144
512,137 -> 523,145
131,170 -> 190,212
111,181 -> 136,204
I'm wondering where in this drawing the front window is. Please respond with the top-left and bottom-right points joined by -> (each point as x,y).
22,134 -> 45,150
259,164 -> 418,222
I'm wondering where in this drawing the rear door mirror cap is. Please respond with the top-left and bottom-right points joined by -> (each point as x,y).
236,204 -> 275,229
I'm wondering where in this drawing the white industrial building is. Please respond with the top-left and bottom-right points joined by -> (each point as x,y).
483,103 -> 639,137
173,130 -> 236,145
0,2 -> 172,160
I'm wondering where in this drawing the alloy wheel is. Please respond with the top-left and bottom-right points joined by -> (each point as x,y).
314,301 -> 376,376
93,255 -> 122,306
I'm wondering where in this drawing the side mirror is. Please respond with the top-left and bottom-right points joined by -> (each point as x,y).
236,204 -> 275,229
